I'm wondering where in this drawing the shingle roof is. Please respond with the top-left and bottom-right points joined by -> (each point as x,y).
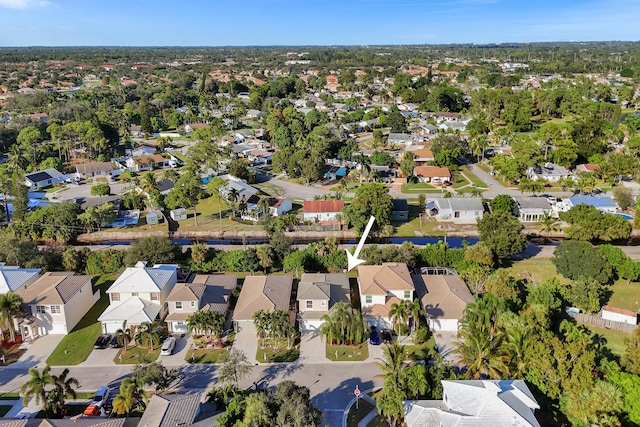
232,275 -> 293,321
98,297 -> 160,324
433,198 -> 484,212
414,166 -> 450,178
358,263 -> 414,295
0,265 -> 41,293
413,275 -> 473,320
17,272 -> 92,305
138,393 -> 201,427
39,418 -> 132,427
303,199 -> 345,213
166,274 -> 237,315
514,197 -> 551,210
297,273 -> 350,305
75,162 -> 113,174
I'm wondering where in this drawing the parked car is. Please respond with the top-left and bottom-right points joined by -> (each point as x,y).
90,386 -> 110,409
108,335 -> 120,349
381,330 -> 393,343
161,337 -> 177,356
369,326 -> 381,345
443,181 -> 452,186
93,334 -> 111,349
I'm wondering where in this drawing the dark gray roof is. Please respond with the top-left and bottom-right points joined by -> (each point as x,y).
138,393 -> 202,427
392,199 -> 408,212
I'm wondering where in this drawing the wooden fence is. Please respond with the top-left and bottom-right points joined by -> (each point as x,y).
567,312 -> 637,333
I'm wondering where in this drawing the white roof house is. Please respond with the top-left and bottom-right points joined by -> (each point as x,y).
0,264 -> 41,294
405,380 -> 541,427
98,262 -> 178,333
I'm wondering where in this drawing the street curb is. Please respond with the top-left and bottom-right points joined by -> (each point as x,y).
341,387 -> 378,427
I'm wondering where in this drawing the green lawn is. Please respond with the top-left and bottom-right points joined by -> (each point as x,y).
114,345 -> 161,364
461,167 -> 489,188
325,343 -> 368,361
606,279 -> 640,312
584,324 -> 631,356
47,274 -> 117,366
256,339 -> 300,363
401,183 -> 448,194
451,176 -> 470,189
346,399 -> 375,427
405,336 -> 437,361
185,347 -> 228,363
456,187 -> 487,195
0,393 -> 20,400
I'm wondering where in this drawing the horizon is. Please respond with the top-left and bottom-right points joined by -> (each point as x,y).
1,0 -> 639,47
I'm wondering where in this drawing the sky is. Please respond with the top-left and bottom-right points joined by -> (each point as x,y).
0,0 -> 639,46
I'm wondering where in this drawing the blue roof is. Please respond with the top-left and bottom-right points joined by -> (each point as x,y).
569,196 -> 616,208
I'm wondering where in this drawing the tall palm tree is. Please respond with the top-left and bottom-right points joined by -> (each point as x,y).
112,377 -> 147,416
227,187 -> 239,218
256,245 -> 274,273
7,145 -> 26,175
140,173 -> 159,195
20,365 -> 55,407
374,342 -> 408,390
0,292 -> 23,342
388,301 -> 410,336
116,320 -> 132,351
537,212 -> 560,236
47,368 -> 79,417
407,298 -> 424,335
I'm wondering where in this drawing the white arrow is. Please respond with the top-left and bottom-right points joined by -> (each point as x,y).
346,216 -> 375,271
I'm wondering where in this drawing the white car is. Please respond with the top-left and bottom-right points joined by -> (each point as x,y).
161,337 -> 177,356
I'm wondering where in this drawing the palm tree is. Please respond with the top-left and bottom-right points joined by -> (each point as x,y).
206,177 -> 226,231
407,298 -> 424,335
112,377 -> 147,416
48,368 -> 79,417
136,321 -> 161,351
256,245 -> 274,273
502,325 -> 529,378
356,153 -> 371,182
20,365 -> 55,408
537,212 -> 560,236
140,173 -> 159,195
374,342 -> 408,390
0,292 -> 23,342
7,145 -> 26,175
116,320 -> 132,351
388,301 -> 410,336
226,187 -> 239,218
320,314 -> 338,346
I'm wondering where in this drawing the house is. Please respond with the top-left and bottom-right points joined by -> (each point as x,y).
0,264 -> 41,294
427,198 -> 484,223
413,273 -> 473,332
138,393 -> 201,427
125,154 -> 166,172
246,109 -> 262,119
297,273 -> 350,332
413,166 -> 450,183
575,163 -> 600,174
514,197 -> 552,222
601,305 -> 637,325
303,200 -> 345,223
435,112 -> 460,122
564,196 -> 618,214
0,418 -> 141,427
242,197 -> 293,222
526,163 -> 571,182
98,262 -> 178,333
16,272 -> 98,338
358,263 -> 415,329
232,275 -> 293,329
75,161 -> 114,178
165,275 -> 237,333
324,165 -> 348,180
219,180 -> 259,204
421,124 -> 439,137
392,199 -> 409,221
184,123 -> 209,133
24,168 -> 65,190
388,133 -> 414,146
412,149 -> 434,165
404,380 -> 541,427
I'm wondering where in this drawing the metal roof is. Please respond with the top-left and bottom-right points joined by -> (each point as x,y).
138,393 -> 201,427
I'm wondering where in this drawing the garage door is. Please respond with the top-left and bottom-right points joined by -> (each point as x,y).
171,321 -> 188,333
103,321 -> 122,334
300,319 -> 324,332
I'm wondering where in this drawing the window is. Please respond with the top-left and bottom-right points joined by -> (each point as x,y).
150,293 -> 159,301
111,293 -> 120,302
321,300 -> 326,306
36,305 -> 46,314
131,292 -> 138,297
404,291 -> 411,299
190,301 -> 196,308
365,295 -> 372,304
50,305 -> 61,314
175,302 -> 183,310
306,301 -> 313,309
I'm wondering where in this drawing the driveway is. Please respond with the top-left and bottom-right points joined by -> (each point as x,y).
80,346 -> 119,367
13,334 -> 65,369
232,322 -> 258,362
255,174 -> 328,200
159,335 -> 191,367
52,181 -> 130,202
432,331 -> 462,366
299,331 -> 327,363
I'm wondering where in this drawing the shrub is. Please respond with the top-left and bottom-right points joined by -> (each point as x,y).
90,183 -> 111,196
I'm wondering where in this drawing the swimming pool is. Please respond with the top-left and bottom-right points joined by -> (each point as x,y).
617,213 -> 634,220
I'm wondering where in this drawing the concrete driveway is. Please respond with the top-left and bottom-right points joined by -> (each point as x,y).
12,334 -> 65,369
433,331 -> 462,366
81,346 -> 119,367
232,322 -> 258,362
299,331 -> 327,363
159,335 -> 191,367
52,180 -> 130,202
